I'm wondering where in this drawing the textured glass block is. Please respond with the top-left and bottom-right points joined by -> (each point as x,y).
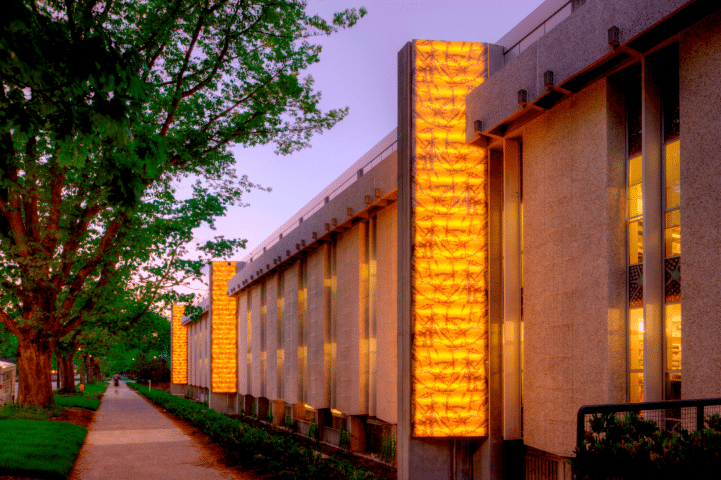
629,372 -> 644,403
628,218 -> 643,265
627,183 -> 643,218
665,141 -> 680,209
665,257 -> 681,302
665,303 -> 681,371
629,264 -> 643,307
629,307 -> 644,371
665,210 -> 680,257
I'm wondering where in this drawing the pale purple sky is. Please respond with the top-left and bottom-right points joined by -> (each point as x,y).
191,0 -> 545,262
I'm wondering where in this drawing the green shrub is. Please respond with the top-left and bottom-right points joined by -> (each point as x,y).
0,419 -> 86,479
339,423 -> 351,451
308,418 -> 319,442
127,382 -> 377,479
571,411 -> 721,480
0,403 -> 65,421
53,395 -> 101,411
380,430 -> 396,464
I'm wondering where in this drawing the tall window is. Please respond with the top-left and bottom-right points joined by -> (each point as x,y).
663,66 -> 681,401
626,74 -> 644,403
626,51 -> 681,403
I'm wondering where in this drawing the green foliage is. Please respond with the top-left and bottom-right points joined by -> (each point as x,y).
53,395 -> 101,411
0,403 -> 65,421
1,0 -> 365,405
0,419 -> 86,479
251,401 -> 258,419
339,423 -> 351,451
130,352 -> 170,383
267,403 -> 274,424
285,415 -> 295,432
128,382 -> 378,479
380,430 -> 396,464
571,411 -> 721,480
308,418 -> 319,442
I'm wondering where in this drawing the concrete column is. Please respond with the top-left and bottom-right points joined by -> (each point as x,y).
477,148 -> 504,480
503,138 -> 523,440
397,41 -> 414,480
642,54 -> 664,403
369,215 -> 378,418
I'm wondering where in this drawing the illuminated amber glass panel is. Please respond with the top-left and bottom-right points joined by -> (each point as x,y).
627,156 -> 643,218
665,304 -> 681,371
629,308 -> 644,371
665,141 -> 680,209
211,261 -> 238,393
171,305 -> 188,384
628,219 -> 643,265
665,210 -> 681,258
411,40 -> 488,437
629,372 -> 644,403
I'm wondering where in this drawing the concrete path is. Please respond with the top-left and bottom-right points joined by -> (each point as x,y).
68,381 -> 246,480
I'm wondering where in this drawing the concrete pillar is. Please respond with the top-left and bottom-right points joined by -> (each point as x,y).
350,415 -> 367,452
272,399 -> 286,426
257,397 -> 269,421
642,53 -> 664,402
503,138 -> 522,440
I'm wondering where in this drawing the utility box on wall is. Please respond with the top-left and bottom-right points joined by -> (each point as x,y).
0,361 -> 16,405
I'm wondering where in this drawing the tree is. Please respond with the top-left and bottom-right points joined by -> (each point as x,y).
0,0 -> 365,405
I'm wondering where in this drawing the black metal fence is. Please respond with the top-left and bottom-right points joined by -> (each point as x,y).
577,397 -> 721,448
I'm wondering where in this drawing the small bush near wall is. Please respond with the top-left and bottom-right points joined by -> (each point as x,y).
571,411 -> 721,480
127,383 -> 378,479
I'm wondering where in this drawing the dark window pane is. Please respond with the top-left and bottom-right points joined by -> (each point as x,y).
665,256 -> 681,302
663,58 -> 680,142
629,263 -> 643,307
628,78 -> 642,157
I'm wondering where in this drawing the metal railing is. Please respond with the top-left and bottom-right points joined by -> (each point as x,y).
577,398 -> 721,448
240,132 -> 397,267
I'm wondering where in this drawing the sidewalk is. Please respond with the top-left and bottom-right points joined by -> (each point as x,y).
68,381 -> 247,480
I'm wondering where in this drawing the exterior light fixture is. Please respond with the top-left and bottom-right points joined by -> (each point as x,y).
544,70 -> 555,89
608,26 -> 620,47
518,89 -> 528,106
474,120 -> 483,134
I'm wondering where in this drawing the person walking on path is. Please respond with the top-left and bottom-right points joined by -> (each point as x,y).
68,381 -> 248,479
112,373 -> 120,388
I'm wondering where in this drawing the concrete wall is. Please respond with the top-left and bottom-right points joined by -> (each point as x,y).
251,284 -> 262,398
265,274 -> 279,400
520,77 -> 626,457
307,246 -> 330,408
228,198 -> 397,428
336,224 -> 366,415
680,9 -> 721,399
283,262 -> 300,405
237,291 -> 248,395
376,203 -> 398,424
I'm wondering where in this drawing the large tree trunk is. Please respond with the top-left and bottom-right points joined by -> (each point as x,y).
57,351 -> 77,393
93,357 -> 102,382
16,335 -> 54,406
79,355 -> 87,385
85,354 -> 95,384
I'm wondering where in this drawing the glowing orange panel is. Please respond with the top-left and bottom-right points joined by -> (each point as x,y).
411,40 -> 488,437
211,261 -> 238,393
171,304 -> 187,384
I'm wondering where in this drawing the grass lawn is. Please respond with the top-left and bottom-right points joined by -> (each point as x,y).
0,403 -> 65,420
0,419 -> 86,479
53,394 -> 101,411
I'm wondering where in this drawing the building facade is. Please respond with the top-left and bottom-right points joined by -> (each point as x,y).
170,1 -> 721,478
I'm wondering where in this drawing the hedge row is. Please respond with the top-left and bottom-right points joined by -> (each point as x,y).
127,383 -> 378,479
571,411 -> 721,480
